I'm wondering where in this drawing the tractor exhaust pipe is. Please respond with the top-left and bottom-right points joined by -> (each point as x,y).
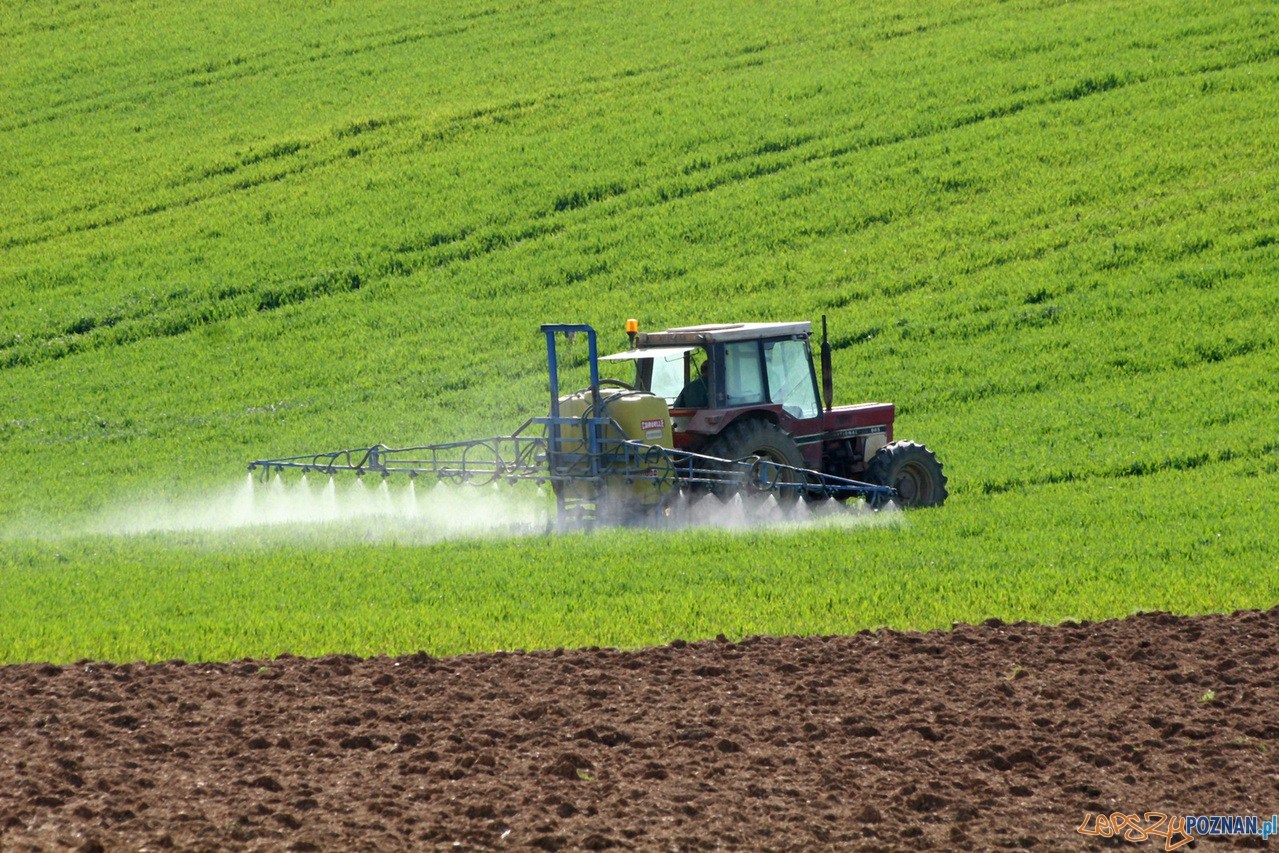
820,314 -> 833,410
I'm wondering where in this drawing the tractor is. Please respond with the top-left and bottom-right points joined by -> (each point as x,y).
248,319 -> 945,528
599,317 -> 947,508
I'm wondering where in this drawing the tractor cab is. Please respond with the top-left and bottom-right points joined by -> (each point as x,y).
602,322 -> 826,459
633,337 -> 820,418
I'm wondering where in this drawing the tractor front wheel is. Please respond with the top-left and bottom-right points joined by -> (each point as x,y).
866,441 -> 948,507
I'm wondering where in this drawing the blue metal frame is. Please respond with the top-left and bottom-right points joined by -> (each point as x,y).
536,323 -> 603,471
536,323 -> 604,518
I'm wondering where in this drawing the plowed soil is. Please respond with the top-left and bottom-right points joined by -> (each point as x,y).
2,609 -> 1277,853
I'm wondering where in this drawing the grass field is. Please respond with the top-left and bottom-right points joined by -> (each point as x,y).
2,0 -> 1277,663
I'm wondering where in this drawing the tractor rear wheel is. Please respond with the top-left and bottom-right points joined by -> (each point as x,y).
704,419 -> 806,497
866,440 -> 947,507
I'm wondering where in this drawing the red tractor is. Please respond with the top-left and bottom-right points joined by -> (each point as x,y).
601,318 -> 947,507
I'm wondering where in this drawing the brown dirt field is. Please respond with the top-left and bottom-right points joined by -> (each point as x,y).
2,609 -> 1277,853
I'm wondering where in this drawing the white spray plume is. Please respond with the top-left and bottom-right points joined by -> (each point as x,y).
90,474 -> 549,542
654,489 -> 901,531
82,475 -> 901,543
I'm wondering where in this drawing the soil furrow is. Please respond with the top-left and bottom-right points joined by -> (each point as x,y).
1,608 -> 1276,851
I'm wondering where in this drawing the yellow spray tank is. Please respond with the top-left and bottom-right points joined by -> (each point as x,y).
552,388 -> 674,522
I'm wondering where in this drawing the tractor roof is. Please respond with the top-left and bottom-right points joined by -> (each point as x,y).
635,321 -> 811,347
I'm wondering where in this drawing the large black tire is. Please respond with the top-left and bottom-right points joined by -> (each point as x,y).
866,440 -> 948,507
704,418 -> 806,497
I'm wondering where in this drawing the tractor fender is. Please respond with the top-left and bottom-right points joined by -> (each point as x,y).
671,406 -> 783,450
703,416 -> 805,469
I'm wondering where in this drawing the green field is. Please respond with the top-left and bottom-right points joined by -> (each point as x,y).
2,0 -> 1277,663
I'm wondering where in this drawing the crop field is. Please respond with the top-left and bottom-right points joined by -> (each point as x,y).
2,0 -> 1279,664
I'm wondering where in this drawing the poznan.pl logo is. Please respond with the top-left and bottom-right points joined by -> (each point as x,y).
1077,812 -> 1278,850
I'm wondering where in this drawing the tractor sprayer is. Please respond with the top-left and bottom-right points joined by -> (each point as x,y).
248,320 -> 946,529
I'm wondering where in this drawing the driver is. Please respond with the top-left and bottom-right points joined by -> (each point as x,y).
674,359 -> 710,408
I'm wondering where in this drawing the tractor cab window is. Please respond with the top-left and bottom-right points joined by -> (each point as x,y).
723,342 -> 766,407
648,351 -> 689,405
673,349 -> 712,408
764,339 -> 820,419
